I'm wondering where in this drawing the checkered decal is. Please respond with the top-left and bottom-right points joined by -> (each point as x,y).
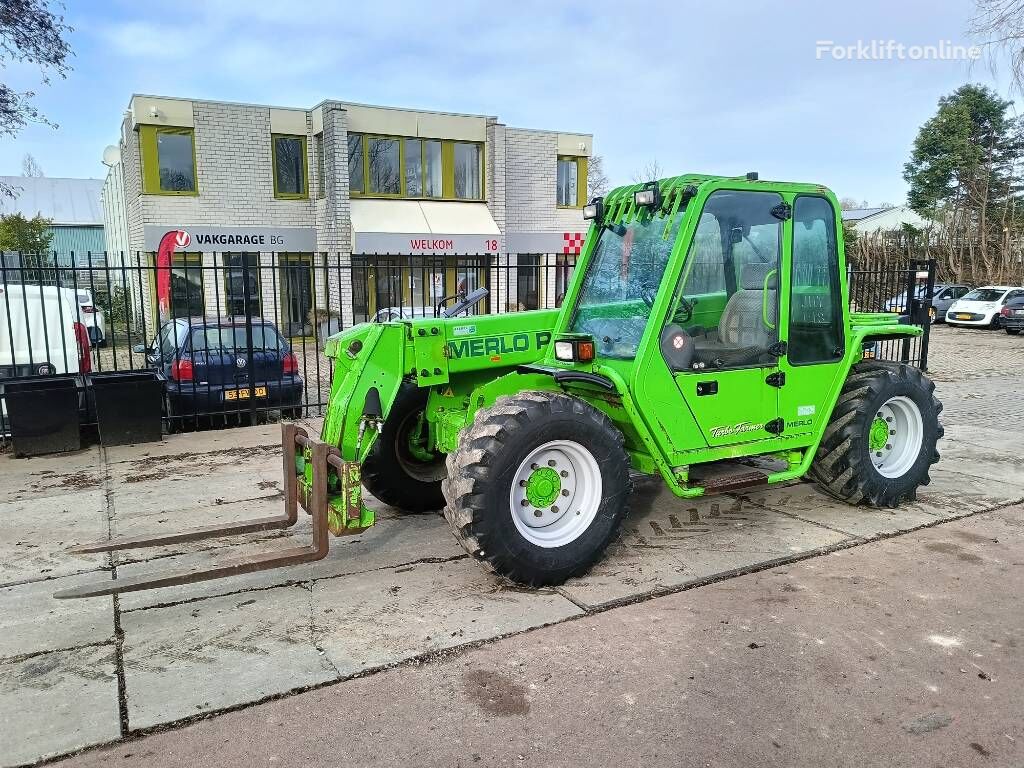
563,232 -> 584,255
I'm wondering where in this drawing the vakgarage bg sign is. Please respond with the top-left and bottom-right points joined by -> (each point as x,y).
143,226 -> 316,252
354,232 -> 503,256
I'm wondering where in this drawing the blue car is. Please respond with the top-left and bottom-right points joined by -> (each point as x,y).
135,317 -> 304,421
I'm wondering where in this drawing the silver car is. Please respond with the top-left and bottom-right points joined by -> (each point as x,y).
884,283 -> 971,323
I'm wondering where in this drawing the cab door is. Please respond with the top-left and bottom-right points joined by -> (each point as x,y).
776,195 -> 846,437
664,189 -> 784,449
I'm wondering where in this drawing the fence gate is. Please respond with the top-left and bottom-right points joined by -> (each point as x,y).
847,258 -> 935,371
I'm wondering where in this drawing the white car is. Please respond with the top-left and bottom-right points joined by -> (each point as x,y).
945,285 -> 1024,328
74,289 -> 106,347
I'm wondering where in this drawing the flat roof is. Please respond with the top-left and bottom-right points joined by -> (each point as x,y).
0,176 -> 104,225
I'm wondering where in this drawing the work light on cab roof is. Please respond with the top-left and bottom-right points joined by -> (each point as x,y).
55,171 -> 943,600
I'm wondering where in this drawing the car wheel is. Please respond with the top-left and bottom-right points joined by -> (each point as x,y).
991,314 -> 1004,330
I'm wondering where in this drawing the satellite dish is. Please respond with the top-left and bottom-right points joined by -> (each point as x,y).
101,145 -> 120,167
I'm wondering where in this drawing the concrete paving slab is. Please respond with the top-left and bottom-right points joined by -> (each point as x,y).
931,428 -> 1024,489
908,467 -> 1024,518
102,424 -> 282,465
311,558 -> 583,676
108,468 -> 282,520
120,584 -> 336,729
0,645 -> 119,768
0,490 -> 108,586
558,482 -> 852,609
116,514 -> 460,612
0,573 -> 114,659
740,482 -> 949,537
0,447 -> 104,502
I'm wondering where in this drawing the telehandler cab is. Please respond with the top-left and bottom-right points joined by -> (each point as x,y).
57,174 -> 942,599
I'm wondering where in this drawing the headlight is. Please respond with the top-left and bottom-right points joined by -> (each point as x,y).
583,198 -> 603,221
633,181 -> 662,209
553,338 -> 595,363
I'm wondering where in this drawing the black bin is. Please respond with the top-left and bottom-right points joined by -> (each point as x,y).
4,375 -> 82,456
88,372 -> 164,446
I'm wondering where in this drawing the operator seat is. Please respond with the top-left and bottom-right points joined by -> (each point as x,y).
691,261 -> 778,368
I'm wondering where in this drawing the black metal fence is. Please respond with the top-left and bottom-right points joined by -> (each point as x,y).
0,251 -> 576,437
848,258 -> 934,370
0,252 -> 932,442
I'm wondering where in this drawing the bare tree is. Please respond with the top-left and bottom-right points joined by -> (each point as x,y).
631,159 -> 663,184
587,154 -> 610,199
21,152 -> 43,177
839,197 -> 860,210
0,0 -> 72,197
970,1 -> 1024,92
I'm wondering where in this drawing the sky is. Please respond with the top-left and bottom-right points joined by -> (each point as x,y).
0,0 -> 1014,205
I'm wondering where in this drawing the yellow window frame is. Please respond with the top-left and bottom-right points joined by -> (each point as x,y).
272,133 -> 310,200
140,125 -> 198,196
556,155 -> 588,209
348,132 -> 485,201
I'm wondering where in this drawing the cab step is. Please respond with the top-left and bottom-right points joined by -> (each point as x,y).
688,461 -> 772,493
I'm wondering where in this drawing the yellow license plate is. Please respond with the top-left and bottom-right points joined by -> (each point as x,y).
225,386 -> 268,401
955,313 -> 972,320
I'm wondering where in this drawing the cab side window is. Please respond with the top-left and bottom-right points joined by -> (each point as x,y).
790,196 -> 843,365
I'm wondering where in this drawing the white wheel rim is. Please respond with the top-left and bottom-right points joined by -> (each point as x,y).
509,440 -> 603,548
869,396 -> 924,479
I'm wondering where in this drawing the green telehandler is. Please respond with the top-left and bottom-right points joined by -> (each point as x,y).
57,173 -> 942,599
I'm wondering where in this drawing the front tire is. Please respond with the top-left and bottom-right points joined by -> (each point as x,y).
809,361 -> 942,508
361,382 -> 446,512
443,391 -> 630,586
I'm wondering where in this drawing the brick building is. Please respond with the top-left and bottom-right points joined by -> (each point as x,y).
101,94 -> 591,336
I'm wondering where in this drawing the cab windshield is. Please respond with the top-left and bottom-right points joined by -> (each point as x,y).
568,211 -> 682,359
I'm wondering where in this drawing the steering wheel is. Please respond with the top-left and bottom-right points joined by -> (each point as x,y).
639,283 -> 659,308
673,296 -> 696,324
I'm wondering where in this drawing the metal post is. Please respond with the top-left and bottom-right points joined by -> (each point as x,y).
241,254 -> 257,427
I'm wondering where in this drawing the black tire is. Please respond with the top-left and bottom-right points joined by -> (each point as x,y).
1006,327 -> 1020,336
361,382 -> 446,512
443,391 -> 631,586
991,315 -> 1003,330
808,361 -> 942,508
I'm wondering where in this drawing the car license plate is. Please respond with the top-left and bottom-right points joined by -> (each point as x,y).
224,386 -> 268,401
955,313 -> 972,320
1015,309 -> 1024,316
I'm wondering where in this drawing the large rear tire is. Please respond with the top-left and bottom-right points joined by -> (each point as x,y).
809,361 -> 942,507
361,382 -> 446,512
443,391 -> 631,586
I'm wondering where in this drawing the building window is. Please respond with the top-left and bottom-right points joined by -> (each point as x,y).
368,136 -> 401,195
453,142 -> 482,200
424,139 -> 442,197
557,156 -> 587,208
347,134 -> 363,193
517,255 -> 540,310
222,254 -> 262,317
405,138 -> 422,196
272,134 -> 308,199
347,133 -> 482,200
314,133 -> 325,199
280,254 -> 313,337
140,126 -> 197,195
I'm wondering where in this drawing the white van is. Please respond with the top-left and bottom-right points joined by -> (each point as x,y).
0,283 -> 92,380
